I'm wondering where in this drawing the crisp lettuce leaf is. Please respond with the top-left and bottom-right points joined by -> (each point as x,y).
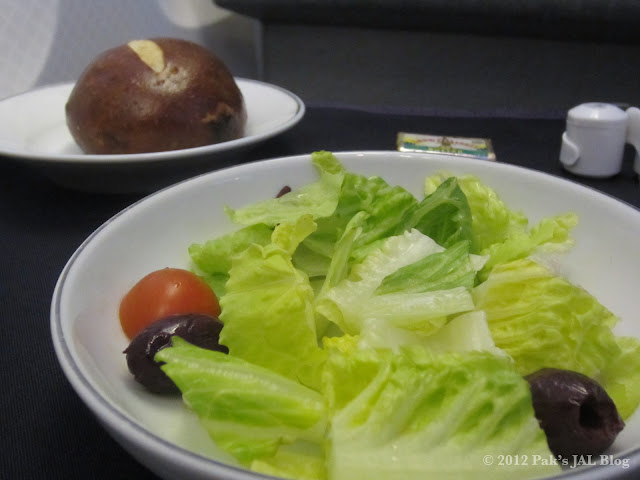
318,211 -> 367,297
189,223 -> 273,274
419,311 -> 507,356
358,310 -> 506,357
359,286 -> 474,332
599,336 -> 640,420
323,348 -> 560,480
424,173 -> 577,280
157,337 -> 326,464
425,172 -> 528,253
219,215 -> 327,390
317,229 -> 448,334
313,212 -> 367,339
376,240 -> 484,295
190,152 -> 345,288
251,443 -> 326,480
292,242 -> 332,279
343,172 -> 417,258
403,176 -> 473,249
344,176 -> 475,265
189,223 -> 273,275
473,258 -> 620,379
223,151 -> 421,281
227,152 -> 345,227
303,160 -> 417,268
189,223 -> 273,297
478,213 -> 577,281
318,230 -> 482,338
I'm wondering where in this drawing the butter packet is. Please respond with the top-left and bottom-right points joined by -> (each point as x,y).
397,132 -> 496,161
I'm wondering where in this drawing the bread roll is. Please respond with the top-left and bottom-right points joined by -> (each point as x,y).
66,37 -> 246,154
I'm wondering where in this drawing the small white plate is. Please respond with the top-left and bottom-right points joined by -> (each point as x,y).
0,79 -> 305,193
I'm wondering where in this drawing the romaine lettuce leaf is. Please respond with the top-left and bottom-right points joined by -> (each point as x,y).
473,258 -> 620,379
358,310 -> 506,356
313,212 -> 367,338
478,213 -> 577,281
226,152 -> 345,227
424,172 -> 577,279
397,175 -> 562,282
316,229 -> 449,334
359,286 -> 474,332
189,223 -> 273,297
403,176 -> 473,249
318,230 -> 482,338
599,336 -> 640,420
292,242 -> 332,280
323,348 -> 560,480
303,160 -> 417,268
219,215 -> 327,390
250,443 -> 326,480
222,151 -> 422,281
157,337 -> 326,464
375,240 -> 483,295
424,172 -> 529,253
189,152 -> 345,291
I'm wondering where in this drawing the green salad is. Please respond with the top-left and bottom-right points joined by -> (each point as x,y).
155,151 -> 640,480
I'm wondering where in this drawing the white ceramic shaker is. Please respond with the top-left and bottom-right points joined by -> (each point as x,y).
560,103 -> 629,178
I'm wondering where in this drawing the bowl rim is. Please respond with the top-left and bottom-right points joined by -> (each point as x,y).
50,150 -> 640,480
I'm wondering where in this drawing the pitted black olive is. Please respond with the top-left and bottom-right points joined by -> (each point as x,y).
276,185 -> 291,198
124,313 -> 228,394
525,368 -> 624,458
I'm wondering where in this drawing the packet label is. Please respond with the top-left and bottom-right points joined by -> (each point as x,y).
397,132 -> 496,161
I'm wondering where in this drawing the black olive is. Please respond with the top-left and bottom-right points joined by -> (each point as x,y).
525,368 -> 624,458
123,313 -> 228,394
276,185 -> 291,198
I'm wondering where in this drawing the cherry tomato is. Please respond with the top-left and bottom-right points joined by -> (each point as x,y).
119,268 -> 220,339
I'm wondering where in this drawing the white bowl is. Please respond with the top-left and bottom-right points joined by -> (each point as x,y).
51,151 -> 640,480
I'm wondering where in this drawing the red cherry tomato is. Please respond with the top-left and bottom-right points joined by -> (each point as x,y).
119,268 -> 220,339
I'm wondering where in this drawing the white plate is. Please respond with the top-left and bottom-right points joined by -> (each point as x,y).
52,151 -> 640,480
0,79 -> 305,193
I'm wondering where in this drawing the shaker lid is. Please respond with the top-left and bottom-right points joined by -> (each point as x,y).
567,102 -> 628,127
